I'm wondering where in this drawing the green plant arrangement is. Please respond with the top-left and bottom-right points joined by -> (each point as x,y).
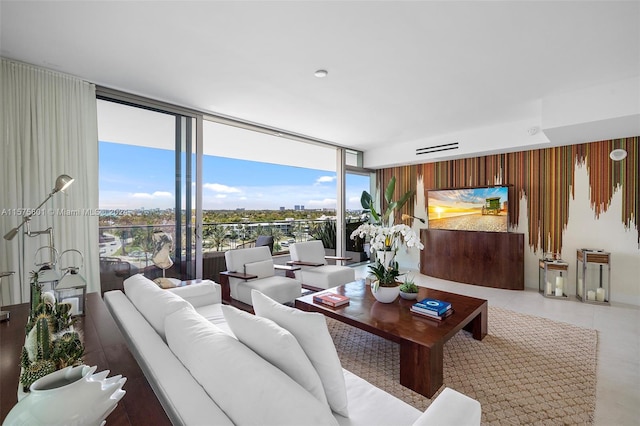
19,272 -> 84,392
360,176 -> 415,227
399,278 -> 419,294
351,176 -> 424,292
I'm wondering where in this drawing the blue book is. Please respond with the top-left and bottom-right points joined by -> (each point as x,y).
413,298 -> 451,316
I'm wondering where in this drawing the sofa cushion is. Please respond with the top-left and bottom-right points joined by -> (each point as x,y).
167,280 -> 221,307
104,291 -> 233,426
165,307 -> 338,426
124,274 -> 191,341
243,259 -> 275,279
252,290 -> 349,417
221,304 -> 328,405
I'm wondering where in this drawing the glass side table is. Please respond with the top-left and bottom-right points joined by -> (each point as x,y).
539,258 -> 569,299
576,249 -> 610,304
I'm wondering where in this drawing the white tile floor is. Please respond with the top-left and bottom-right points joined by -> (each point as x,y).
351,265 -> 640,425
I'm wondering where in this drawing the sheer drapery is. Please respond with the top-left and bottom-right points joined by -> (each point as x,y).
0,58 -> 99,303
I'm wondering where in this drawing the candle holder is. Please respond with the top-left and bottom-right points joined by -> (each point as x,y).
538,258 -> 569,299
576,249 -> 610,304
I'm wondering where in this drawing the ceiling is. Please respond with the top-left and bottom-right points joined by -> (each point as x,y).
1,1 -> 639,167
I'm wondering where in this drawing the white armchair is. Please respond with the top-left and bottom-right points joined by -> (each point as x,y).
288,240 -> 355,290
223,246 -> 301,306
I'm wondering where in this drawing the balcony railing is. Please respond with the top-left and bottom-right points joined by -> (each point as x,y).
98,218 -> 367,294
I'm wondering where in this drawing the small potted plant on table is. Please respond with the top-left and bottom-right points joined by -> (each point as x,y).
399,276 -> 419,300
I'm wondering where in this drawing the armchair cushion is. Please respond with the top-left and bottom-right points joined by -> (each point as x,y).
243,259 -> 275,279
221,305 -> 328,405
225,247 -> 301,305
290,240 -> 327,265
252,290 -> 349,417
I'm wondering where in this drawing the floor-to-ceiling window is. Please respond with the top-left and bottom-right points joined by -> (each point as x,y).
96,98 -> 197,292
96,90 -> 368,291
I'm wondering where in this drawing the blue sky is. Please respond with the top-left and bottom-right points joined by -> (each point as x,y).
99,142 -> 369,210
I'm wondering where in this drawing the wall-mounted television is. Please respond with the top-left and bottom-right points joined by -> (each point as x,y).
427,186 -> 509,232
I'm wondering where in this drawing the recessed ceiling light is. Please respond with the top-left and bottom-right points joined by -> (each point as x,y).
609,148 -> 627,161
314,69 -> 328,78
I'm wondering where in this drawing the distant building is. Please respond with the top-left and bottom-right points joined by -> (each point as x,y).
280,207 -> 285,211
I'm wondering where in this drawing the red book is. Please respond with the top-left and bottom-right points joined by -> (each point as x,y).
313,292 -> 350,307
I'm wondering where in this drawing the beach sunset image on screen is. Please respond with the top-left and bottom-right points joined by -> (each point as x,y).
427,186 -> 509,232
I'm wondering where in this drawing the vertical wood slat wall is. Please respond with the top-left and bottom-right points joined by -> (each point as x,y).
377,137 -> 638,254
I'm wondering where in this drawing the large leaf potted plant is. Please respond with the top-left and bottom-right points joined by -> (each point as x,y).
351,177 -> 424,303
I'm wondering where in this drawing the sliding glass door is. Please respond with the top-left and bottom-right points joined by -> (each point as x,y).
96,98 -> 198,292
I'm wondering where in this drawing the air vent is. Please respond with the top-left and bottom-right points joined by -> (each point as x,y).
416,142 -> 459,155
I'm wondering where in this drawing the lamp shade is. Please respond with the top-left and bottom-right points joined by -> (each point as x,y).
3,228 -> 19,241
54,174 -> 74,193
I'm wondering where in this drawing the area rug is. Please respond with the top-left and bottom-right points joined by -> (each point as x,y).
327,306 -> 598,425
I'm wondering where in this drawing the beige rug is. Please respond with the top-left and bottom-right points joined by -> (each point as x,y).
327,306 -> 598,425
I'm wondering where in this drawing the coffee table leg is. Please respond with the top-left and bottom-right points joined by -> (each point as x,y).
399,340 -> 443,398
463,304 -> 488,340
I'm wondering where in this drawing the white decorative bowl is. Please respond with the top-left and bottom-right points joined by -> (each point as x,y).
5,365 -> 126,426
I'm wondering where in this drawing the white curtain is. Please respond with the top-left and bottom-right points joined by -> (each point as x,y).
0,58 -> 99,303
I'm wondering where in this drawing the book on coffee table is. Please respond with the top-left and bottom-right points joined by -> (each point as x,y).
410,306 -> 454,321
413,298 -> 452,316
313,292 -> 350,307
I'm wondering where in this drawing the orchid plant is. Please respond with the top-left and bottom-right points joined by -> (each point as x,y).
351,176 -> 424,290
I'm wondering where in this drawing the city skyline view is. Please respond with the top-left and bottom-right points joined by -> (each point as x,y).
99,141 -> 370,211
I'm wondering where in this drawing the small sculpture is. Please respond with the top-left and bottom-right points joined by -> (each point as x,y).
152,231 -> 180,288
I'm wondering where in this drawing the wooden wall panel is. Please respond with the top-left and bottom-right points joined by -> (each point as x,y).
378,137 -> 639,254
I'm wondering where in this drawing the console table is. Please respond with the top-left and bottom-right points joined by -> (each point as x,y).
0,293 -> 171,425
421,229 -> 524,290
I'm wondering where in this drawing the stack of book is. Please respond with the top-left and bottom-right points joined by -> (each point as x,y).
410,298 -> 453,320
313,292 -> 350,307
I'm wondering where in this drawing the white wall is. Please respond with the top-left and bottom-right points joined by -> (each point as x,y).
396,164 -> 640,307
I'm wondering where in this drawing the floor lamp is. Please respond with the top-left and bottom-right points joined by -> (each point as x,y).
2,174 -> 75,315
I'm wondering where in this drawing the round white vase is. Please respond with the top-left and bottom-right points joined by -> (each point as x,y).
5,365 -> 126,426
371,282 -> 400,303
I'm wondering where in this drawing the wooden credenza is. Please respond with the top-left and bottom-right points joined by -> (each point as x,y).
420,229 -> 524,290
0,293 -> 171,425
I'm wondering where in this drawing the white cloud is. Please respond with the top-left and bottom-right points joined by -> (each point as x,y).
315,175 -> 336,185
131,191 -> 172,199
203,183 -> 241,193
216,194 -> 227,198
308,198 -> 336,207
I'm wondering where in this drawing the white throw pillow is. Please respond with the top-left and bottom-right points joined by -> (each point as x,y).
251,290 -> 349,417
221,304 -> 328,405
165,307 -> 337,426
124,274 -> 191,340
243,259 -> 275,279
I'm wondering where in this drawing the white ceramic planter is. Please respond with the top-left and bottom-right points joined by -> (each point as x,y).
399,291 -> 418,300
371,282 -> 400,303
5,365 -> 126,426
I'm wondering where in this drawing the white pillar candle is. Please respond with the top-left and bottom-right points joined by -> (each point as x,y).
587,290 -> 596,301
555,276 -> 564,292
555,286 -> 563,297
578,278 -> 583,296
596,287 -> 606,302
546,281 -> 553,295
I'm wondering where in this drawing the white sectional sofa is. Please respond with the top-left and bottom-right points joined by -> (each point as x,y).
104,274 -> 481,426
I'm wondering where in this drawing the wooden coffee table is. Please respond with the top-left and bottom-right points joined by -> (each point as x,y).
295,280 -> 488,398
